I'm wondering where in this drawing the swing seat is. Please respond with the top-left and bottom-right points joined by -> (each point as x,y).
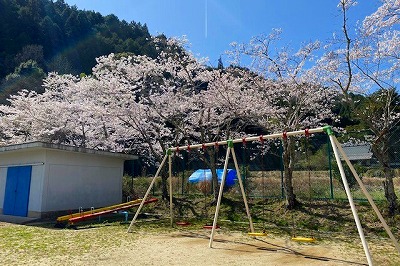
291,236 -> 316,242
247,232 -> 267,237
176,221 -> 191,226
203,225 -> 220,229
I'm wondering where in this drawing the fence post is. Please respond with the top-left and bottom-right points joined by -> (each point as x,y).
327,135 -> 334,199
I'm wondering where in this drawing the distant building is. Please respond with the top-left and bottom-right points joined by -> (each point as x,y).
341,143 -> 374,165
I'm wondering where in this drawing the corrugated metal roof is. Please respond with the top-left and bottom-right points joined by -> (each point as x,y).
341,144 -> 373,160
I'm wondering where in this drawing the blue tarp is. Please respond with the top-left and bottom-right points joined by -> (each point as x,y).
188,169 -> 237,187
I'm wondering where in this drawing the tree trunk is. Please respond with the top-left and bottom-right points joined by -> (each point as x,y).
383,166 -> 398,216
371,140 -> 398,216
161,171 -> 169,200
282,137 -> 298,209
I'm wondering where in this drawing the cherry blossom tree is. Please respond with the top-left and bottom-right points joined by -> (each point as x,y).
355,89 -> 400,215
312,0 -> 367,128
315,0 -> 400,215
0,73 -> 114,149
0,31 -> 337,212
358,0 -> 400,215
181,68 -> 270,200
91,51 -> 203,198
228,30 -> 337,209
357,0 -> 399,92
0,37 -> 254,202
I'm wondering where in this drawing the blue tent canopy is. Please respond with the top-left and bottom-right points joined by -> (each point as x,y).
188,169 -> 237,187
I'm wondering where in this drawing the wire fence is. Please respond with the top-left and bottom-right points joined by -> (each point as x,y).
127,128 -> 400,203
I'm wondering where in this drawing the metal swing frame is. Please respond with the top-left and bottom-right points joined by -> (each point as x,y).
126,126 -> 400,266
245,135 -> 268,237
291,131 -> 315,242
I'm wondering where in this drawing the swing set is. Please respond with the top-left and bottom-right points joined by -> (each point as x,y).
127,126 -> 400,266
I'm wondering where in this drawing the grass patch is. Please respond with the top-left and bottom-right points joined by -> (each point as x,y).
1,195 -> 399,265
0,222 -> 138,264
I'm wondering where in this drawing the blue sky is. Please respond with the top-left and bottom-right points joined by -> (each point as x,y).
64,0 -> 381,67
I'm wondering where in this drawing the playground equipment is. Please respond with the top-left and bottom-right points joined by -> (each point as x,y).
246,136 -> 268,238
291,236 -> 316,242
203,225 -> 220,230
56,198 -> 157,227
248,232 -> 267,237
290,218 -> 316,242
126,126 -> 400,266
175,221 -> 191,226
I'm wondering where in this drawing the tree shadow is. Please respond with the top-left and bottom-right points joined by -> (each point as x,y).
173,230 -> 368,266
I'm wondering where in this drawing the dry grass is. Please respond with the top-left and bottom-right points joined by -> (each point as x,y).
130,171 -> 400,200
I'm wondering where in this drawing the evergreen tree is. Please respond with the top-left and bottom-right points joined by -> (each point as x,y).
217,56 -> 223,70
0,0 -> 164,103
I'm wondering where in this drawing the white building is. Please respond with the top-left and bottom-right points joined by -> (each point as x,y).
0,142 -> 137,222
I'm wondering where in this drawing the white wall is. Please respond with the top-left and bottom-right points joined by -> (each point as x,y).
28,165 -> 45,215
44,164 -> 121,211
0,149 -> 46,165
42,150 -> 123,212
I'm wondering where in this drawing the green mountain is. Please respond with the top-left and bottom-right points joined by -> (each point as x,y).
0,0 -> 161,103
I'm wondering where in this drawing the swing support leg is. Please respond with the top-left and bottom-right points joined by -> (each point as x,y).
329,135 -> 373,266
231,147 -> 254,233
332,136 -> 400,255
127,154 -> 169,233
169,154 -> 174,227
209,140 -> 256,247
209,145 -> 231,248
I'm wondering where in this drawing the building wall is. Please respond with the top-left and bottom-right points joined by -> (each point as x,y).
42,150 -> 123,212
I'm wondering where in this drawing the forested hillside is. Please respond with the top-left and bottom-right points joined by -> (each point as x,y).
0,0 -> 160,103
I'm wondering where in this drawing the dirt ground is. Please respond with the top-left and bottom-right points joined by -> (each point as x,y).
110,230 -> 368,266
26,235 -> 366,266
1,220 -> 377,266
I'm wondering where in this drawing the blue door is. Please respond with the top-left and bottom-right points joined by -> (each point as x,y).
3,166 -> 32,217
